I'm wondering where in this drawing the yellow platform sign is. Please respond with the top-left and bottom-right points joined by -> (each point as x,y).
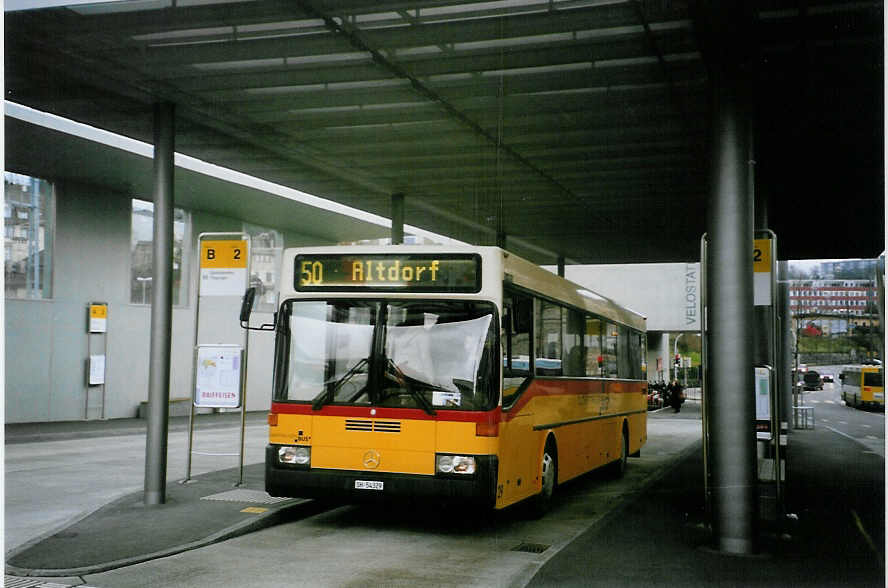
753,238 -> 771,273
199,239 -> 248,296
200,240 -> 247,269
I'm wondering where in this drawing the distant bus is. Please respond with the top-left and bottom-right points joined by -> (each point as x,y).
249,245 -> 647,513
840,366 -> 884,409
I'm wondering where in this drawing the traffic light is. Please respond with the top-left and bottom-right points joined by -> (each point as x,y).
674,354 -> 681,368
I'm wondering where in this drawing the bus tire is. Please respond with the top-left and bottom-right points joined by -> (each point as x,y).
610,424 -> 629,478
530,437 -> 557,517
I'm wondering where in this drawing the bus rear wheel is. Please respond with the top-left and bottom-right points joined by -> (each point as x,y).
609,426 -> 629,478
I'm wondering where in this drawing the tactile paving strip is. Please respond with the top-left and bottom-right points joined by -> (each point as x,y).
5,577 -> 99,588
200,488 -> 292,504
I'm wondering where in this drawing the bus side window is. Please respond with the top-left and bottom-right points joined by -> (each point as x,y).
585,316 -> 603,376
503,291 -> 532,406
535,299 -> 563,376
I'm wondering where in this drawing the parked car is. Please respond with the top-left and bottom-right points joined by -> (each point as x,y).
803,371 -> 823,391
821,373 -> 834,383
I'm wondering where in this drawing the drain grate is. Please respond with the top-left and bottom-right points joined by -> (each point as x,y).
511,542 -> 551,554
200,489 -> 292,505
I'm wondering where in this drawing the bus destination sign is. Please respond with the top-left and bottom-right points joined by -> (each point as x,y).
295,254 -> 481,292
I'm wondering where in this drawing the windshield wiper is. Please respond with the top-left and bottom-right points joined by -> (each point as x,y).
312,357 -> 368,410
384,359 -> 437,416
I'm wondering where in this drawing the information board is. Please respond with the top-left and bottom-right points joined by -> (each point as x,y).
753,238 -> 773,306
295,253 -> 481,292
199,239 -> 248,296
89,303 -> 108,333
755,366 -> 771,437
194,345 -> 243,408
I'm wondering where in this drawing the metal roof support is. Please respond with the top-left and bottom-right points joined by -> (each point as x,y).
703,1 -> 758,555
296,0 -> 611,229
777,262 -> 794,441
144,102 -> 175,506
391,193 -> 405,245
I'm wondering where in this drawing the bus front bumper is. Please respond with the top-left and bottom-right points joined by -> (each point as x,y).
265,445 -> 498,508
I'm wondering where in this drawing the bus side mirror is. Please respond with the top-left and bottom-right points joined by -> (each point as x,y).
240,287 -> 257,324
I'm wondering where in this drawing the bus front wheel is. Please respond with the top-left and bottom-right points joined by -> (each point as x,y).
530,438 -> 557,517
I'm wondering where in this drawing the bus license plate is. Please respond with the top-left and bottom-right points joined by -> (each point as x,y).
355,480 -> 383,490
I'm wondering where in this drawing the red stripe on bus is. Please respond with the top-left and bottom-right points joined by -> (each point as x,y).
503,379 -> 644,421
271,402 -> 502,424
271,379 -> 642,423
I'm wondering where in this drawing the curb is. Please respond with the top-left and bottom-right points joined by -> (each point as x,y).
5,498 -> 319,578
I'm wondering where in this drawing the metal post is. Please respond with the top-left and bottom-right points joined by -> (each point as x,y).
391,193 -> 404,245
496,231 -> 506,249
706,51 -> 757,553
778,262 -> 794,431
557,256 -> 565,278
144,102 -> 175,506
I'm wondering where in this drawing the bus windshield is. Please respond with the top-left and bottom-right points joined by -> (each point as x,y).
274,299 -> 498,411
864,372 -> 883,387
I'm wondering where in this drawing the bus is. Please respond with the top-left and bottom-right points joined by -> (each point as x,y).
840,365 -> 884,409
244,245 -> 647,512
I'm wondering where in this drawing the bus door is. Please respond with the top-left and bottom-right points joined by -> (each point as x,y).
498,290 -> 539,506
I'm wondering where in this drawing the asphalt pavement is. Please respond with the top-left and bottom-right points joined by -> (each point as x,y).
5,398 -> 885,587
529,400 -> 885,587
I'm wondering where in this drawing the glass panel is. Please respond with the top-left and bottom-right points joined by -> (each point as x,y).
130,199 -> 190,305
604,323 -> 619,378
284,300 -> 375,403
617,325 -> 631,378
243,223 -> 282,313
864,371 -> 883,387
563,307 -> 585,376
503,291 -> 532,406
276,299 -> 496,410
641,333 -> 648,380
585,317 -> 603,376
5,173 -> 53,299
385,301 -> 494,409
628,329 -> 642,380
535,299 -> 562,376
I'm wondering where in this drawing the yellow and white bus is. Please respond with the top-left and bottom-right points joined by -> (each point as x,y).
840,365 -> 884,409
249,245 -> 647,512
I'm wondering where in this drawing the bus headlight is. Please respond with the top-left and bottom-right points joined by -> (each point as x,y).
436,454 -> 476,475
278,446 -> 310,466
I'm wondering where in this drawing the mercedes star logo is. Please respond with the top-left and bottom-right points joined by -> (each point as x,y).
363,450 -> 381,469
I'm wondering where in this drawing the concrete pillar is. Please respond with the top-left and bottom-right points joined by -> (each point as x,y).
391,193 -> 404,245
704,2 -> 758,553
144,102 -> 175,506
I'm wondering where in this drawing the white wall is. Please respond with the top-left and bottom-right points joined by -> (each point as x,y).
5,180 -> 334,422
560,262 -> 702,332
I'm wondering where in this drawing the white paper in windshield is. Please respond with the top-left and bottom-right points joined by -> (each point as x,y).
432,391 -> 461,407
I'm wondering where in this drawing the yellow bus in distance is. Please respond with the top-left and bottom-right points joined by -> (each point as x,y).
840,365 -> 884,409
252,245 -> 648,513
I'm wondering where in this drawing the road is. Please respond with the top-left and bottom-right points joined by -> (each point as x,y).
5,414 -> 701,588
798,364 -> 885,458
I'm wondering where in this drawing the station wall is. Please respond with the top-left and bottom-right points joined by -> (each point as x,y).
561,262 -> 702,332
5,179 -> 332,423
